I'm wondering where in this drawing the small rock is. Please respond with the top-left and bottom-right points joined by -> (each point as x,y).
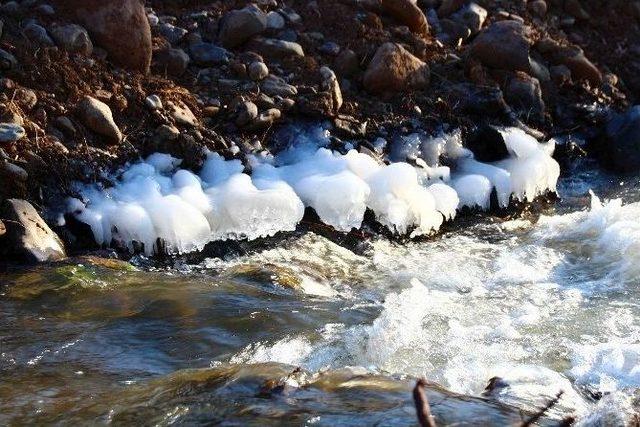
189,42 -> 230,65
262,75 -> 298,97
249,37 -> 304,59
23,22 -> 54,46
248,61 -> 269,81
438,0 -> 466,17
219,5 -> 267,48
158,22 -> 187,45
266,11 -> 285,30
77,96 -> 122,142
250,108 -> 281,129
166,101 -> 198,127
0,123 -> 26,142
320,66 -> 342,114
363,42 -> 430,93
504,72 -> 545,122
51,24 -> 93,56
154,124 -> 180,144
35,4 -> 55,15
155,47 -> 190,76
145,94 -> 163,110
54,116 -> 77,135
0,49 -> 17,70
469,20 -> 531,72
452,3 -> 487,34
381,0 -> 430,36
15,88 -> 38,111
333,115 -> 367,138
334,49 -> 359,77
1,161 -> 28,181
234,100 -> 259,127
319,41 -> 340,56
0,199 -> 66,263
528,0 -> 548,17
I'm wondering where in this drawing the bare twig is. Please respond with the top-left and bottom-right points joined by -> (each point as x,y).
521,391 -> 565,427
413,379 -> 436,427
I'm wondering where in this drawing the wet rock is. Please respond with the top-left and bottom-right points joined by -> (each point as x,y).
0,49 -> 17,70
189,42 -> 230,65
0,123 -> 26,142
597,106 -> 640,172
234,100 -> 258,127
54,0 -> 153,73
381,0 -> 429,36
219,5 -> 267,48
145,94 -> 163,110
469,20 -> 531,72
504,72 -> 545,122
266,11 -> 285,30
77,96 -> 122,143
23,22 -> 54,46
0,199 -> 66,263
334,48 -> 359,77
51,24 -> 93,56
166,101 -> 198,127
248,61 -> 269,81
155,47 -> 190,76
158,23 -> 187,45
262,75 -> 298,97
248,37 -> 304,59
466,124 -> 510,162
363,42 -> 430,94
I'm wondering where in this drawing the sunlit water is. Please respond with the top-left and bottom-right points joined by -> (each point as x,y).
2,160 -> 640,425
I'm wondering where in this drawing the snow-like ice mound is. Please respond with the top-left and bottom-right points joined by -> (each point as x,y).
66,126 -> 560,254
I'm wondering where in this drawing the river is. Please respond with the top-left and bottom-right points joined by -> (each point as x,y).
1,157 -> 639,425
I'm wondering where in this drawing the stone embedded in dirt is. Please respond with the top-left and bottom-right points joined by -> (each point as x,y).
363,42 -> 430,94
0,198 -> 66,263
145,95 -> 163,111
166,101 -> 198,127
381,0 -> 430,36
15,88 -> 38,111
334,48 -> 359,77
0,123 -> 26,142
219,5 -> 267,48
54,0 -> 152,73
320,66 -> 343,114
189,42 -> 230,65
23,22 -> 54,46
261,75 -> 298,97
438,0 -> 467,17
248,37 -> 304,59
248,61 -> 269,81
234,100 -> 259,127
51,24 -> 93,56
596,105 -> 640,172
266,11 -> 285,30
469,20 -> 531,73
155,47 -> 190,76
77,96 -> 122,143
158,23 -> 188,45
504,72 -> 545,122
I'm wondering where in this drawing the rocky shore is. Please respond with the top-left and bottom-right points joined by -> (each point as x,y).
0,0 -> 639,263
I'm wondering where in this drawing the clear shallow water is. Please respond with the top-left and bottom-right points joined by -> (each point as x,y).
2,161 -> 640,425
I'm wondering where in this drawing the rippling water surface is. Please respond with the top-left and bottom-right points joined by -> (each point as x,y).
2,160 -> 640,425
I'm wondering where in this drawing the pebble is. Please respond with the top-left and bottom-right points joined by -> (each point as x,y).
155,48 -> 190,76
266,11 -> 286,30
145,95 -> 163,110
77,96 -> 122,142
319,42 -> 340,56
219,5 -> 267,48
234,100 -> 258,127
23,22 -> 54,46
261,75 -> 298,97
0,123 -> 26,142
166,101 -> 198,127
249,37 -> 304,58
51,24 -> 93,56
158,23 -> 188,45
248,61 -> 269,81
189,42 -> 230,65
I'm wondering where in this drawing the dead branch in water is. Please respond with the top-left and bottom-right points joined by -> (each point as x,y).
413,379 -> 436,427
521,391 -> 567,427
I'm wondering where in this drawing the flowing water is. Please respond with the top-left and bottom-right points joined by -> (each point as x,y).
2,159 -> 640,425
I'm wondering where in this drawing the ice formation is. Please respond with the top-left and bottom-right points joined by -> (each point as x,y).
67,126 -> 560,254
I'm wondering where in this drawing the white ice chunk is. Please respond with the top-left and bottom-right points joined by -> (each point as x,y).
452,174 -> 493,210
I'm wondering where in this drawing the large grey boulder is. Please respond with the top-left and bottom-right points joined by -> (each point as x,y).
1,199 -> 66,263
